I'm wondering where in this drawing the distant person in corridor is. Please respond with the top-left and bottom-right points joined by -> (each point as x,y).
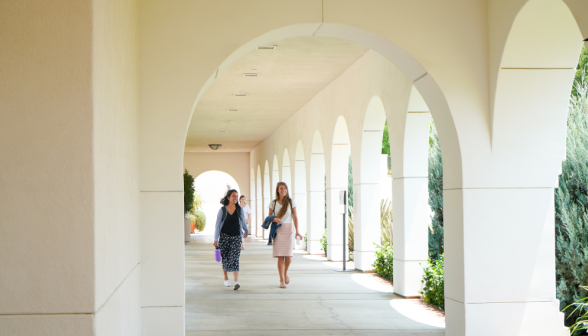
268,182 -> 302,289
239,195 -> 252,250
214,189 -> 248,290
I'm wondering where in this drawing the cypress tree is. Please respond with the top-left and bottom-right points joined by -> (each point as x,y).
428,120 -> 444,262
555,48 -> 588,329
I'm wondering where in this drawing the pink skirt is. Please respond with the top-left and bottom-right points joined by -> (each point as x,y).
272,223 -> 293,257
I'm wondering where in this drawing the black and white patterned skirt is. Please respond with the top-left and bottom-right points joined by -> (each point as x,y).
219,232 -> 242,272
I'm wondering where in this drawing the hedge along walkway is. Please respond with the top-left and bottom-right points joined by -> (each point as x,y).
185,234 -> 445,335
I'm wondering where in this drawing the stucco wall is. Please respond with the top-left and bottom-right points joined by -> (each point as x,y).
0,0 -> 141,334
93,0 -> 141,334
0,1 -> 95,333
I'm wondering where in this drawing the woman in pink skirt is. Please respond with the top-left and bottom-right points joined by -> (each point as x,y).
269,182 -> 303,288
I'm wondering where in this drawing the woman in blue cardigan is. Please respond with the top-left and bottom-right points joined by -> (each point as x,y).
213,189 -> 249,290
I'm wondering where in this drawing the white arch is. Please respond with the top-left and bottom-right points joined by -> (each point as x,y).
354,96 -> 387,270
294,141 -> 308,247
282,148 -> 292,189
308,130 -> 325,254
139,21 -> 464,332
327,116 -> 351,261
441,2 -> 584,334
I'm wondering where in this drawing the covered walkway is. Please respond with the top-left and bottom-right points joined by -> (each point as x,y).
185,235 -> 444,335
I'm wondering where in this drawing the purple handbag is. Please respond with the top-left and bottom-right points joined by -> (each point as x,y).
215,246 -> 221,262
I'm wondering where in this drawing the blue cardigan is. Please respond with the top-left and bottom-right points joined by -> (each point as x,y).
214,206 -> 249,242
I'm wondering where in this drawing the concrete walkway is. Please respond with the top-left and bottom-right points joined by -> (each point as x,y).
185,234 -> 445,335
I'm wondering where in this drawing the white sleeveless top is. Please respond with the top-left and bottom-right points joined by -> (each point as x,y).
269,199 -> 297,224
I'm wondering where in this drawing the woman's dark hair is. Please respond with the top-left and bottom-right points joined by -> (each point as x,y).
220,189 -> 239,206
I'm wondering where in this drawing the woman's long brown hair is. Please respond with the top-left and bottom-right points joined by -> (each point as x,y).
274,182 -> 292,219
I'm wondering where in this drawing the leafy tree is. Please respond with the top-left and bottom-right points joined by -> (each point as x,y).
183,169 -> 195,214
428,120 -> 444,262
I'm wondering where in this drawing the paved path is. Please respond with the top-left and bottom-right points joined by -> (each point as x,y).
185,234 -> 445,335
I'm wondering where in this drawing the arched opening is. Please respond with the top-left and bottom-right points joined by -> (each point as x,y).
142,21 -> 463,334
282,148 -> 292,188
294,141 -> 308,248
193,171 -> 241,235
256,165 -> 263,237
272,155 -> 280,191
327,116 -> 351,261
308,131 -> 326,254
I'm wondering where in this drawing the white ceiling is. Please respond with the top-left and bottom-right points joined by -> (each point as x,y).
184,37 -> 369,152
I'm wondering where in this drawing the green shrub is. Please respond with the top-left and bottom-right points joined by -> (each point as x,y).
194,211 -> 206,232
320,229 -> 327,257
420,254 -> 445,310
565,286 -> 588,335
373,243 -> 393,281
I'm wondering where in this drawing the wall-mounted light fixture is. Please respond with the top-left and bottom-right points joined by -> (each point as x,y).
208,144 -> 222,150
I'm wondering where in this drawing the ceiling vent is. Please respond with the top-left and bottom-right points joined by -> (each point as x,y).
221,120 -> 233,123
234,93 -> 248,96
243,73 -> 260,77
227,108 -> 239,112
257,46 -> 277,49
217,129 -> 227,133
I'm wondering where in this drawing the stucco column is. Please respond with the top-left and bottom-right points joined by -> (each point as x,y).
307,190 -> 325,254
263,197 -> 271,239
256,197 -> 263,237
392,112 -> 431,297
444,188 -> 566,336
249,198 -> 256,236
353,182 -> 380,270
294,192 -> 308,245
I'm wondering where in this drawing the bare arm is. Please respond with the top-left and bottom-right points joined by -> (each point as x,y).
292,207 -> 302,239
247,213 -> 251,224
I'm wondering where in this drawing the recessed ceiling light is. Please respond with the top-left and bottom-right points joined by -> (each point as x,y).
227,108 -> 239,112
234,93 -> 248,97
243,73 -> 260,77
257,46 -> 276,49
208,144 -> 222,150
221,120 -> 233,123
217,129 -> 227,133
